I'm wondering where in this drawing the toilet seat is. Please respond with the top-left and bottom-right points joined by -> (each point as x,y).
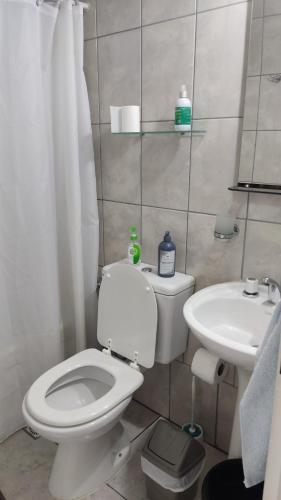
25,349 -> 143,428
98,262 -> 158,368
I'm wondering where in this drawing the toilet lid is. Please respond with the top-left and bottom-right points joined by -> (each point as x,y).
98,263 -> 157,368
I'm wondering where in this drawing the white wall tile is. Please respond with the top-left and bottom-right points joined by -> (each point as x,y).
134,363 -> 170,418
262,15 -> 281,74
98,200 -> 104,266
248,194 -> 281,224
194,3 -> 249,118
243,220 -> 281,281
258,75 -> 281,130
264,0 -> 281,17
252,0 -> 264,18
216,383 -> 237,452
239,131 -> 256,182
189,118 -> 247,217
142,0 -> 195,25
243,76 -> 260,130
253,131 -> 281,184
197,0 -> 248,12
100,125 -> 141,204
170,361 -> 218,445
142,16 -> 195,121
84,39 -> 99,123
142,206 -> 188,273
98,30 -> 141,123
247,17 -> 263,76
142,129 -> 190,211
186,213 -> 245,290
84,0 -> 96,40
103,201 -> 141,264
96,0 -> 140,36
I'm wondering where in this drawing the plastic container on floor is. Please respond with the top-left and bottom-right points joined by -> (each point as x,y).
141,419 -> 206,500
201,459 -> 264,500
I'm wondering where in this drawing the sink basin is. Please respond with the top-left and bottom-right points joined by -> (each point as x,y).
183,281 -> 275,371
183,281 -> 275,458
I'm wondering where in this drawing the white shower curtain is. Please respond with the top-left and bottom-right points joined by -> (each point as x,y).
0,0 -> 99,441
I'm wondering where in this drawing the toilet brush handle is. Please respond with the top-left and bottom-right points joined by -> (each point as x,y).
190,375 -> 196,433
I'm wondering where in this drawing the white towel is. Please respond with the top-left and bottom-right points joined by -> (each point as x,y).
240,300 -> 281,488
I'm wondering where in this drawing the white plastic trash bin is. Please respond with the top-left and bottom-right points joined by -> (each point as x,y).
141,419 -> 206,500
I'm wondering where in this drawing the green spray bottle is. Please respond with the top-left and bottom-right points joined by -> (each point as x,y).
128,226 -> 141,265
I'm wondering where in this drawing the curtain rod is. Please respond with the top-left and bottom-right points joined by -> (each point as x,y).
37,0 -> 89,10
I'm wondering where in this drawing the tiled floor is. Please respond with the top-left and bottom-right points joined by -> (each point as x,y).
0,401 -> 226,500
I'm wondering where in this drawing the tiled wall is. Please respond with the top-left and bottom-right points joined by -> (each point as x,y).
239,0 -> 281,184
84,0 -> 281,453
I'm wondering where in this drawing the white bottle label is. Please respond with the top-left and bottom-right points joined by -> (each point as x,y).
159,250 -> 175,275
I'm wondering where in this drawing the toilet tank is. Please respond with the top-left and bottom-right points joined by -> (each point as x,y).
102,261 -> 195,365
140,264 -> 195,364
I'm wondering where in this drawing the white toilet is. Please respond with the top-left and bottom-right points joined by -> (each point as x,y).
22,261 -> 194,500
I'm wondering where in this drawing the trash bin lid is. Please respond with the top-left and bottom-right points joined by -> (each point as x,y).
142,419 -> 205,478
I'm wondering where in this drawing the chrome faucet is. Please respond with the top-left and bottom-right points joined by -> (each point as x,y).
261,277 -> 281,304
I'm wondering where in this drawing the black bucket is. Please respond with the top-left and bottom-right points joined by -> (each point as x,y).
202,459 -> 264,500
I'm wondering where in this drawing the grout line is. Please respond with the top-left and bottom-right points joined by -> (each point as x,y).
254,12 -> 281,20
247,71 -> 281,78
132,398 -> 161,420
249,1 -> 265,186
243,129 -> 281,132
240,195 -> 250,279
247,72 -> 281,79
247,217 -> 281,225
93,25 -> 141,40
100,200 -> 281,226
85,0 -> 252,42
197,0 -> 249,15
95,28 -> 106,266
128,417 -> 160,443
106,484 -> 127,499
94,0 -> 97,41
102,199 -> 188,213
140,11 -> 196,30
93,116 -> 244,126
130,412 -> 162,443
186,0 -> 198,273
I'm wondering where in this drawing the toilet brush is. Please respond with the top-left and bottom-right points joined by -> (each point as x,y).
182,375 -> 203,441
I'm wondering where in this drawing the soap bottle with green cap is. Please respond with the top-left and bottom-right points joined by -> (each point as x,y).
174,84 -> 192,132
128,226 -> 141,265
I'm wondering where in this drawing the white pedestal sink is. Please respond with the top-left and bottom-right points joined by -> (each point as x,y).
183,282 -> 275,457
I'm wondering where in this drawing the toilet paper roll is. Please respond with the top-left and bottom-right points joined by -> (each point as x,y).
110,106 -> 122,133
191,348 -> 228,385
121,105 -> 140,133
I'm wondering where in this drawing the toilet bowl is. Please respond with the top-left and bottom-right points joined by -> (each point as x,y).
23,349 -> 143,499
23,261 -> 195,500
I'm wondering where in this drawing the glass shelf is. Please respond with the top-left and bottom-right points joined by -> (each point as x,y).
112,130 -> 206,136
229,182 -> 281,195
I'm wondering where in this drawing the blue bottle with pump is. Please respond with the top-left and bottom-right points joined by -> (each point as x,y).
158,231 -> 176,277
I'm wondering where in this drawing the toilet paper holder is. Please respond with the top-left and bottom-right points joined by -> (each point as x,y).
191,348 -> 228,385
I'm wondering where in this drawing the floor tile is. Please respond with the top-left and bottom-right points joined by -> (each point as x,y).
195,444 -> 227,500
90,484 -> 125,499
0,431 -> 56,500
0,422 -> 226,500
121,400 -> 159,442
